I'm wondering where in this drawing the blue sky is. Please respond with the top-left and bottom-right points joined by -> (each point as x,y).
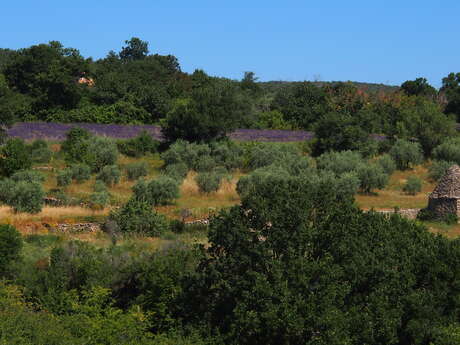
1,1 -> 459,87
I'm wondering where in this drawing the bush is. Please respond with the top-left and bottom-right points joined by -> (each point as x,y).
389,139 -> 423,170
443,213 -> 459,225
93,180 -> 108,193
28,139 -> 53,164
355,164 -> 388,193
161,140 -> 211,169
8,181 -> 45,213
90,191 -> 110,209
133,176 -> 180,205
195,155 -> 216,172
11,170 -> 45,183
429,160 -> 456,181
57,169 -> 73,187
376,154 -> 397,175
0,179 -> 16,204
210,141 -> 244,170
337,172 -> 361,196
170,219 -> 186,234
195,172 -> 222,194
125,162 -> 149,181
247,143 -> 300,170
71,164 -> 91,183
109,198 -> 169,236
117,131 -> 159,157
97,165 -> 121,186
164,162 -> 188,181
432,137 -> 460,164
0,138 -> 32,177
0,224 -> 22,275
61,127 -> 92,163
417,208 -> 436,221
85,137 -> 119,172
403,176 -> 422,195
316,150 -> 363,175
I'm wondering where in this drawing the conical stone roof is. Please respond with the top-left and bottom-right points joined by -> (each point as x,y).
430,164 -> 460,199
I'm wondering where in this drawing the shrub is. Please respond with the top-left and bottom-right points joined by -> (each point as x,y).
28,139 -> 53,164
247,143 -> 300,170
337,172 -> 361,196
276,155 -> 316,176
429,160 -> 456,181
417,208 -> 436,221
85,137 -> 119,172
355,164 -> 388,193
61,127 -> 92,163
210,141 -> 244,170
71,164 -> 91,183
109,198 -> 169,236
0,138 -> 32,177
8,181 -> 45,213
389,139 -> 423,170
432,137 -> 460,164
170,219 -> 186,234
161,140 -> 212,169
0,179 -> 16,204
125,162 -> 149,180
164,162 -> 188,181
117,131 -> 158,157
93,180 -> 108,193
0,224 -> 22,275
90,191 -> 110,209
195,155 -> 216,172
443,213 -> 458,225
213,166 -> 232,182
195,172 -> 222,194
403,176 -> 422,195
133,176 -> 180,205
97,165 -> 121,186
316,150 -> 363,175
11,170 -> 45,183
57,169 -> 73,187
376,154 -> 397,175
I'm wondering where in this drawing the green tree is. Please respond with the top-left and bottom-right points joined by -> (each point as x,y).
162,81 -> 250,142
389,139 -> 423,170
119,37 -> 149,61
401,77 -> 437,98
183,172 -> 460,345
312,112 -> 370,156
4,41 -> 89,116
109,198 -> 169,236
0,224 -> 22,276
0,138 -> 32,177
9,181 -> 45,214
271,81 -> 331,129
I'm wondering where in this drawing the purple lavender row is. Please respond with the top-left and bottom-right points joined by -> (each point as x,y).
6,122 -> 316,142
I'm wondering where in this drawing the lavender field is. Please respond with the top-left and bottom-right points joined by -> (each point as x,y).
7,122 -> 314,142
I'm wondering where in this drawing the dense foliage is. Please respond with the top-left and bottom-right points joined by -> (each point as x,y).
1,39 -> 458,147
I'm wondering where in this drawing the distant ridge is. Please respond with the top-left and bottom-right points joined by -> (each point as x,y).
258,80 -> 400,94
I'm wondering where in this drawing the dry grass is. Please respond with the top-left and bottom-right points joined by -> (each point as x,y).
0,206 -> 109,233
157,171 -> 241,219
356,164 -> 435,210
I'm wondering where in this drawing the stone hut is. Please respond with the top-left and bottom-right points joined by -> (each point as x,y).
428,165 -> 460,218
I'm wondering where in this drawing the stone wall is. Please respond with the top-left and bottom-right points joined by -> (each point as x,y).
374,208 -> 420,220
427,197 -> 458,218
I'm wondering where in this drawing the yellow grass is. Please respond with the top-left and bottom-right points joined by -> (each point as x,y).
157,171 -> 241,219
356,164 -> 435,210
0,206 -> 109,233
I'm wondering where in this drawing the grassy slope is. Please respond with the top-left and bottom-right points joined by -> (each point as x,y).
2,147 -> 459,238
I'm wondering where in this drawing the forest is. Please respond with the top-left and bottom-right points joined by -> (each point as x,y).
2,38 -> 460,344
